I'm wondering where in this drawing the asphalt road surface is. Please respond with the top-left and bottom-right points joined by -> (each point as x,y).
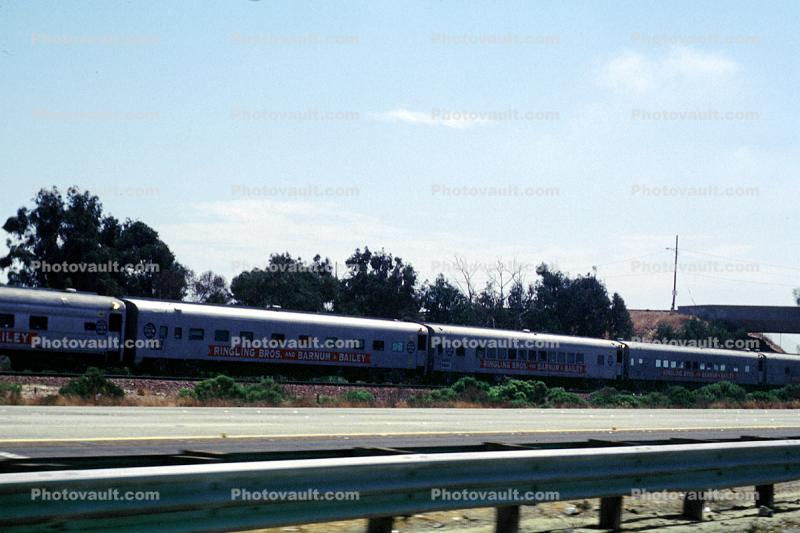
1,406 -> 799,457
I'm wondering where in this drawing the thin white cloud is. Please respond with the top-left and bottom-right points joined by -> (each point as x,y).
372,108 -> 484,129
597,46 -> 740,93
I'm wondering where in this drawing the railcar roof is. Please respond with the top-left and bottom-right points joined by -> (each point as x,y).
625,340 -> 761,358
124,298 -> 425,333
0,286 -> 124,310
425,323 -> 623,348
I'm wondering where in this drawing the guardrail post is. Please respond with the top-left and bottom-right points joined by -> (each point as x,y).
599,496 -> 623,530
366,516 -> 393,533
683,491 -> 705,521
495,505 -> 520,533
756,484 -> 775,508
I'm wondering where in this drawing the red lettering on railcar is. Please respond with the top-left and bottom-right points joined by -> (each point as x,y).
0,330 -> 37,345
479,359 -> 586,375
207,345 -> 371,365
661,369 -> 737,380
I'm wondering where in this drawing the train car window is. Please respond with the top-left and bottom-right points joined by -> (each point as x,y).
372,340 -> 384,351
354,339 -> 365,350
508,348 -> 517,360
567,353 -> 576,364
638,358 -> 644,365
548,352 -> 557,363
487,347 -> 497,359
655,359 -> 661,368
215,330 -> 230,342
720,364 -> 726,371
713,364 -> 719,371
456,345 -> 466,357
391,341 -> 404,352
159,326 -> 168,339
437,344 -> 443,355
733,367 -> 739,372
671,361 -> 677,368
476,346 -> 486,358
557,352 -> 566,363
30,316 -> 48,330
597,354 -> 604,365
693,361 -> 699,370
539,351 -> 547,362
189,328 -> 205,340
576,353 -> 584,364
109,314 -> 122,332
84,322 -> 96,331
240,331 -> 254,342
745,365 -> 750,372
616,350 -> 623,364
175,327 -> 183,340
786,367 -> 791,375
757,359 -> 764,371
630,358 -> 635,366
0,313 -> 14,328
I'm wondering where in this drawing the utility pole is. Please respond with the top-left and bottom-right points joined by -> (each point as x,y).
667,234 -> 678,311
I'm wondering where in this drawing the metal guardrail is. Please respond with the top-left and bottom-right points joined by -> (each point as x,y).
2,439 -> 800,532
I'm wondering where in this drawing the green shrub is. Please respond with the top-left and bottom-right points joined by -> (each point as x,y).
316,395 -> 339,405
665,386 -> 696,407
193,375 -> 244,401
59,367 -> 124,399
343,390 -> 375,404
177,387 -> 195,399
640,392 -> 671,408
588,387 -> 621,407
747,391 -> 781,403
545,387 -> 587,407
449,377 -> 492,403
587,387 -> 640,408
778,384 -> 800,401
489,380 -> 548,406
242,377 -> 287,405
0,382 -> 22,404
695,381 -> 746,405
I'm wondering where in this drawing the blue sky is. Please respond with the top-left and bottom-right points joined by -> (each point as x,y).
1,1 -> 798,325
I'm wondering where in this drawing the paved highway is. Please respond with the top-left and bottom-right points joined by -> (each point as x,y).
1,406 -> 799,441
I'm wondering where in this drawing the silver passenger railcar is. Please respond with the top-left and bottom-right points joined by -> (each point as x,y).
425,323 -> 626,381
0,287 -> 126,367
123,298 -> 427,377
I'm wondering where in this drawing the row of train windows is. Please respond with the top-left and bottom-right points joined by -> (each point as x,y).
169,328 -> 405,352
478,348 -> 586,365
0,313 -> 122,332
649,359 -> 751,373
1,313 -> 47,330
